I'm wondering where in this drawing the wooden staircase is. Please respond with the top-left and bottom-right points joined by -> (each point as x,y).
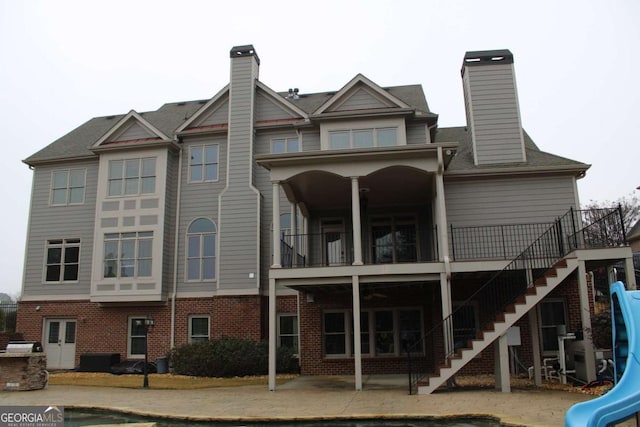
417,256 -> 579,394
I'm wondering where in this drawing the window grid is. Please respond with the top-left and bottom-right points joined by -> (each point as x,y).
189,145 -> 219,182
186,218 -> 217,281
108,158 -> 156,197
103,232 -> 153,279
45,239 -> 80,282
50,169 -> 86,205
271,138 -> 299,154
329,127 -> 397,150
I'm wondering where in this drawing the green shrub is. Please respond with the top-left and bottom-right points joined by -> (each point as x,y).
168,337 -> 296,377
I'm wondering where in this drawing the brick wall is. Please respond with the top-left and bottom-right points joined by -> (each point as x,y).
17,295 -> 268,368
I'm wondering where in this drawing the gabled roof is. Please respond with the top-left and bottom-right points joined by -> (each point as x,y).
312,74 -> 415,117
91,110 -> 172,150
175,85 -> 229,134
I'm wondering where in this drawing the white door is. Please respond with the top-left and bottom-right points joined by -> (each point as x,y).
44,319 -> 77,369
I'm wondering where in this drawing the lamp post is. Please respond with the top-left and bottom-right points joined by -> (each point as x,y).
136,317 -> 154,389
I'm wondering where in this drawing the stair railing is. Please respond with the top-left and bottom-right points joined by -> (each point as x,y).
407,206 -> 626,394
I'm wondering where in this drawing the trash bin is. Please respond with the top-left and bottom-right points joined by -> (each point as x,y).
156,356 -> 168,374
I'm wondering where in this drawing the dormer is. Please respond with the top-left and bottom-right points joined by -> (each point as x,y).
311,75 -> 414,151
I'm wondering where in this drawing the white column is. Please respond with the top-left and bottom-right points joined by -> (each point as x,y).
350,177 -> 363,266
440,272 -> 453,356
352,275 -> 362,391
528,308 -> 542,385
272,182 -> 281,268
578,260 -> 596,383
494,333 -> 511,392
268,278 -> 277,391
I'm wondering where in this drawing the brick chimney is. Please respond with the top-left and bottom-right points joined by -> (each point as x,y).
461,49 -> 526,166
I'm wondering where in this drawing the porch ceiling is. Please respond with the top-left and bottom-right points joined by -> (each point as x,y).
283,166 -> 435,210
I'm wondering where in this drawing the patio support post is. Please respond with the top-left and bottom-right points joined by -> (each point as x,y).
528,307 -> 543,385
494,333 -> 510,392
577,260 -> 596,383
268,277 -> 277,391
624,255 -> 637,290
272,181 -> 281,268
352,275 -> 363,391
350,177 -> 364,266
436,148 -> 453,355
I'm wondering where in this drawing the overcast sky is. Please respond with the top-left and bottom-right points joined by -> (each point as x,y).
1,0 -> 638,298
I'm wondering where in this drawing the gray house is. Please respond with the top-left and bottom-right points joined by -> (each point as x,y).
18,45 -> 634,393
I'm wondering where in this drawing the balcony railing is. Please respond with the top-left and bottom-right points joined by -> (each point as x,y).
277,207 -> 627,269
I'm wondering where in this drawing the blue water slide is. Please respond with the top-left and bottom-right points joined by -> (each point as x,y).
565,281 -> 640,427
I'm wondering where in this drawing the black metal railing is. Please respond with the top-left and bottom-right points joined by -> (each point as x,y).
0,302 -> 17,332
406,206 -> 626,394
450,222 -> 554,261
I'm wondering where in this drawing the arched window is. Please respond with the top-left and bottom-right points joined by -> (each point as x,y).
187,218 -> 216,281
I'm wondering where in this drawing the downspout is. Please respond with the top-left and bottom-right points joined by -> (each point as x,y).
170,144 -> 184,348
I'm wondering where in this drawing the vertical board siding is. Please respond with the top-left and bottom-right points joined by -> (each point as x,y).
23,160 -> 99,297
218,54 -> 260,291
464,63 -> 525,165
177,136 -> 226,294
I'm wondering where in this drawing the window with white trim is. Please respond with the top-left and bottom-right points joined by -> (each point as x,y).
45,238 -> 80,282
186,218 -> 216,281
189,145 -> 219,182
189,315 -> 210,343
129,317 -> 147,358
51,169 -> 86,205
108,158 -> 156,196
329,127 -> 397,150
103,232 -> 153,278
271,138 -> 299,154
278,314 -> 298,353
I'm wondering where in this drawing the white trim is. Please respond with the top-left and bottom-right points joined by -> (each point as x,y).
276,313 -> 299,355
175,85 -> 230,133
320,118 -> 406,151
188,314 -> 211,343
127,316 -> 147,359
49,167 -> 87,206
187,144 -> 220,183
313,74 -> 411,115
93,110 -> 171,148
256,81 -> 309,119
185,217 -> 217,282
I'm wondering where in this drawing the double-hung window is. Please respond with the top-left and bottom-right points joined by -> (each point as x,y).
103,232 -> 153,278
189,145 -> 219,182
45,239 -> 80,282
189,316 -> 210,343
51,169 -> 86,205
278,314 -> 299,353
186,218 -> 216,281
108,158 -> 156,196
271,138 -> 299,154
129,317 -> 147,358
